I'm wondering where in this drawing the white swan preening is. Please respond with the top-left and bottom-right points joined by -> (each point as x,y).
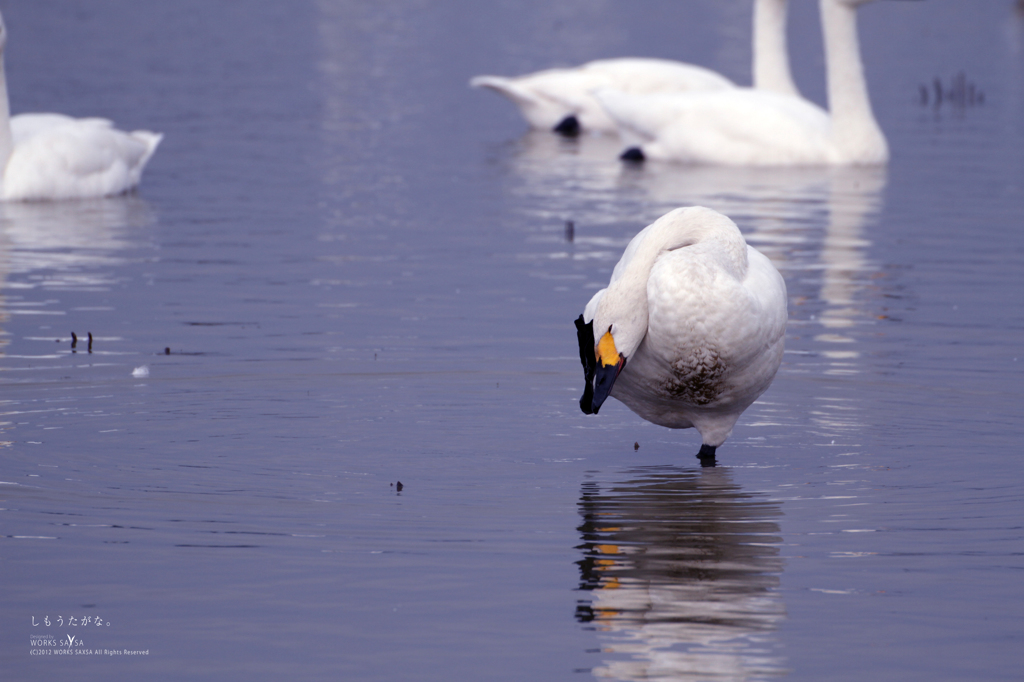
471,0 -> 799,136
0,12 -> 162,201
575,207 -> 787,464
600,0 -> 890,166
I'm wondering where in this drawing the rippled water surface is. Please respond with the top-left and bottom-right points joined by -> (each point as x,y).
2,2 -> 1022,680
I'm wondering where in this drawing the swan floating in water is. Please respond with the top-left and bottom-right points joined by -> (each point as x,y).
575,206 -> 787,465
471,0 -> 799,136
598,0 -> 890,166
0,11 -> 162,201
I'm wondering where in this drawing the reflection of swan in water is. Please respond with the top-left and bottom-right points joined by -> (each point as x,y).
0,196 -> 155,287
502,131 -> 626,227
505,132 -> 846,240
576,466 -> 786,681
470,0 -> 800,136
506,131 -> 884,268
0,197 -> 155,358
504,125 -> 886,299
814,168 -> 887,344
803,167 -> 886,442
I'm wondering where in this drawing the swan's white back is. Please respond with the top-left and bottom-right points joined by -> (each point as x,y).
472,0 -> 798,134
0,11 -> 162,201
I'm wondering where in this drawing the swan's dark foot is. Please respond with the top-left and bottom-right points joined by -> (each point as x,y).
553,115 -> 581,137
620,147 -> 645,163
697,443 -> 717,467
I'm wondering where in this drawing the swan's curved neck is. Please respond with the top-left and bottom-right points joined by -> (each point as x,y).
753,0 -> 799,97
821,0 -> 887,163
598,238 -> 656,358
0,54 -> 12,171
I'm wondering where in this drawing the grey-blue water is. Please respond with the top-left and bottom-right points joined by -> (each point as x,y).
1,1 -> 1021,680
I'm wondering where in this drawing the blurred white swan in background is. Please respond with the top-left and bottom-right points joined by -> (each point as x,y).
598,0 -> 891,166
575,206 -> 787,465
471,0 -> 799,136
0,11 -> 162,201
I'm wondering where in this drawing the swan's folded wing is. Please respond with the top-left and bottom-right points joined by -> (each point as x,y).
592,89 -> 684,146
596,88 -> 832,165
4,123 -> 161,201
742,245 -> 788,348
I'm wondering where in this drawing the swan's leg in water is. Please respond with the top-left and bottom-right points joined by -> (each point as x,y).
553,115 -> 580,137
697,443 -> 717,467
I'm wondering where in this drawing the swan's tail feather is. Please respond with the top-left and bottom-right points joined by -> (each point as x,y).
471,74 -> 568,129
469,75 -> 510,90
469,75 -> 534,105
129,130 -> 163,170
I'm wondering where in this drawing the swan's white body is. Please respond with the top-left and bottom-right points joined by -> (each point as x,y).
0,13 -> 162,201
471,0 -> 798,134
597,0 -> 888,166
581,207 -> 787,449
471,59 -> 733,133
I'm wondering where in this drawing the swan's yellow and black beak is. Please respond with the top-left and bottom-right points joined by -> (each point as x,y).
592,330 -> 626,413
576,317 -> 626,414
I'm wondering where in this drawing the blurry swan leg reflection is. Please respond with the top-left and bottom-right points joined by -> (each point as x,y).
575,466 -> 787,681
